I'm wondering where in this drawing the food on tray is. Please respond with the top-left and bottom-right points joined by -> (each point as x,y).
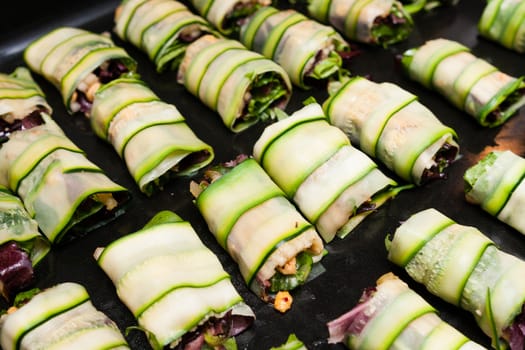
327,272 -> 486,349
90,74 -> 214,195
270,333 -> 307,350
190,155 -> 325,310
0,67 -> 129,244
0,185 -> 50,302
323,76 -> 460,185
478,0 -> 525,53
94,210 -> 255,349
253,102 -> 405,243
401,38 -> 525,127
187,0 -> 271,35
386,208 -> 525,349
23,27 -> 137,117
0,282 -> 130,350
177,34 -> 292,132
113,0 -> 218,72
239,6 -> 353,89
464,150 -> 525,235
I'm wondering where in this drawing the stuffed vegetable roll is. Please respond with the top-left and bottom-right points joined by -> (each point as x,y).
323,76 -> 460,185
464,150 -> 525,235
190,156 -> 325,311
327,272 -> 487,349
387,208 -> 525,350
113,0 -> 218,72
0,67 -> 129,244
23,26 -> 136,117
177,34 -> 292,132
239,6 -> 352,89
94,210 -> 255,349
401,38 -> 525,127
253,102 -> 403,242
478,0 -> 525,53
90,75 -> 214,195
0,282 -> 130,350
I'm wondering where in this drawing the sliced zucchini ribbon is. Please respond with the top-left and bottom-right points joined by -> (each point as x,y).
323,76 -> 459,185
478,0 -> 525,53
253,102 -> 403,242
94,210 -> 255,349
401,38 -> 525,127
387,208 -> 525,349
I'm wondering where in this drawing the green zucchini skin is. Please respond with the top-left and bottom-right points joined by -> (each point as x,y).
387,208 -> 525,348
327,273 -> 486,350
94,210 -> 255,349
306,0 -> 414,46
239,6 -> 351,89
113,0 -> 218,72
401,38 -> 525,127
177,35 -> 292,133
323,76 -> 459,185
192,157 -> 325,303
478,0 -> 525,53
464,150 -> 525,235
0,282 -> 130,350
253,102 -> 401,242
90,75 -> 215,195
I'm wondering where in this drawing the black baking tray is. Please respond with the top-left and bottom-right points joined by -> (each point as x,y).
1,1 -> 525,349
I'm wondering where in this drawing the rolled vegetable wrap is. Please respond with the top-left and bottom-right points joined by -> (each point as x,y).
323,76 -> 460,185
0,282 -> 130,350
190,156 -> 325,311
94,210 -> 255,350
23,26 -> 137,116
464,150 -> 525,235
253,102 -> 403,242
177,34 -> 292,132
327,272 -> 487,350
401,38 -> 525,127
113,0 -> 218,72
239,6 -> 352,89
90,75 -> 214,195
478,0 -> 525,53
386,208 -> 525,349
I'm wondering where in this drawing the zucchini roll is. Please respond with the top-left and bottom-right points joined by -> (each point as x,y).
253,102 -> 403,243
23,26 -> 137,117
323,76 -> 460,185
0,282 -> 130,350
190,156 -> 325,310
464,150 -> 525,235
0,67 -> 129,244
113,0 -> 218,72
387,208 -> 525,349
0,185 -> 50,301
90,75 -> 214,195
239,6 -> 352,89
187,0 -> 271,36
327,272 -> 486,350
401,38 -> 525,127
177,34 -> 292,133
94,210 -> 255,349
478,0 -> 525,53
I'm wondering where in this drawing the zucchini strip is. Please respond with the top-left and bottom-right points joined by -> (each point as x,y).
190,156 -> 325,309
323,76 -> 459,185
90,75 -> 214,195
327,272 -> 487,349
253,102 -> 403,242
94,210 -> 255,349
0,282 -> 130,350
478,0 -> 525,53
177,35 -> 292,132
387,208 -> 525,349
464,150 -> 525,235
239,6 -> 352,89
401,38 -> 525,127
